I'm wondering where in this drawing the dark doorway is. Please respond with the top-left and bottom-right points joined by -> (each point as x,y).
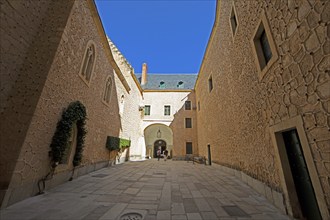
207,144 -> 211,165
282,129 -> 321,220
154,140 -> 166,158
186,142 -> 192,154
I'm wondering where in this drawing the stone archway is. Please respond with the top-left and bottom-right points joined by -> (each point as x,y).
143,123 -> 173,159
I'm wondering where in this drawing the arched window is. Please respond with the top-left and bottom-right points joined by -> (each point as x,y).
103,76 -> 112,104
80,41 -> 96,85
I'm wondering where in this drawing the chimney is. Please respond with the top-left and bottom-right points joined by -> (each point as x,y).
141,63 -> 148,85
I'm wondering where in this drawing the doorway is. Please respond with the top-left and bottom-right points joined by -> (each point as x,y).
154,140 -> 166,158
282,129 -> 321,220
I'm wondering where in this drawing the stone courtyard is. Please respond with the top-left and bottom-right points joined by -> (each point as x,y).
0,160 -> 290,220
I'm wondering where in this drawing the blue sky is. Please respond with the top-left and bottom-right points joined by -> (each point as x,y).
95,0 -> 216,74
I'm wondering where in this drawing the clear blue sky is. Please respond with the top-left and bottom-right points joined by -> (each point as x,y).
95,0 -> 216,74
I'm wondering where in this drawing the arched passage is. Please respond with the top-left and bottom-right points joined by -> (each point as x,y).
153,139 -> 166,158
144,124 -> 173,158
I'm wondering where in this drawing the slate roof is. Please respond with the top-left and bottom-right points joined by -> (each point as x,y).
135,74 -> 197,90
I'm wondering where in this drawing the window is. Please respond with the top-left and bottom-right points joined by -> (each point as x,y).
208,76 -> 213,92
164,105 -> 171,116
198,101 -> 200,111
186,142 -> 193,154
144,105 -> 151,115
177,81 -> 184,88
251,12 -> 278,80
260,30 -> 272,64
185,118 -> 192,128
79,41 -> 96,85
159,81 -> 166,89
119,94 -> 125,115
103,76 -> 112,104
185,101 -> 191,110
230,7 -> 238,35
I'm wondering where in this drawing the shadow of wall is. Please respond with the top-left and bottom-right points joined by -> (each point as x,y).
169,91 -> 198,158
0,0 -> 123,208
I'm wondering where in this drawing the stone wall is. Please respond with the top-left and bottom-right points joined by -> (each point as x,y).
142,91 -> 198,158
1,0 -> 123,207
195,0 -> 329,214
109,39 -> 145,160
170,91 -> 198,157
0,0 -> 75,207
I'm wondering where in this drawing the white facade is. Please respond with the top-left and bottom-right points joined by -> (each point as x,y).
110,39 -> 145,161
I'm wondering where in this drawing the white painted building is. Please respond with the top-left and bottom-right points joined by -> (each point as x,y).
110,41 -> 198,161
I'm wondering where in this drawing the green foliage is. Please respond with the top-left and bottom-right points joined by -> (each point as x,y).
106,136 -> 130,152
49,101 -> 87,167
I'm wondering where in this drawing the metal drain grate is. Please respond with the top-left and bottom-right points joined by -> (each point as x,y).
92,174 -> 107,178
119,212 -> 143,220
222,205 -> 250,217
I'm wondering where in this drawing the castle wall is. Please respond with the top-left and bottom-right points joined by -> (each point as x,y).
110,41 -> 145,161
142,91 -> 197,158
195,0 -> 329,216
1,0 -> 123,207
0,0 -> 75,207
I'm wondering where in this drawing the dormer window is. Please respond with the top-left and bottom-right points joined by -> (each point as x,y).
159,81 -> 165,89
177,81 -> 184,88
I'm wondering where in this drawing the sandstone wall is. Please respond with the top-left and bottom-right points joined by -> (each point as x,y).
196,0 -> 329,210
0,0 -> 75,207
2,0 -> 123,207
170,91 -> 198,157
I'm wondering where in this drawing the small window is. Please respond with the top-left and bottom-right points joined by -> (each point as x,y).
144,105 -> 151,115
103,76 -> 112,104
260,30 -> 272,64
230,7 -> 238,35
208,76 -> 213,92
164,105 -> 171,116
159,81 -> 166,89
79,41 -> 96,85
186,142 -> 193,154
251,12 -> 278,80
198,101 -> 200,111
177,81 -> 184,88
185,101 -> 191,110
185,118 -> 192,128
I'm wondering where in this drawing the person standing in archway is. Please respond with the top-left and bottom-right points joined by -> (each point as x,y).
164,149 -> 168,161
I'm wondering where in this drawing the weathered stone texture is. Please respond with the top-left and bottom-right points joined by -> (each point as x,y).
196,0 -> 329,209
0,0 -> 75,206
1,0 -> 123,207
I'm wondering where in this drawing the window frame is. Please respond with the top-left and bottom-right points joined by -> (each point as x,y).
144,105 -> 151,116
102,75 -> 113,105
185,118 -> 192,128
164,105 -> 171,116
251,12 -> 278,80
229,4 -> 239,39
185,101 -> 191,110
208,75 -> 213,92
79,40 -> 97,86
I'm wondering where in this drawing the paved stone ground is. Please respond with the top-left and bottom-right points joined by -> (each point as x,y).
0,160 -> 290,220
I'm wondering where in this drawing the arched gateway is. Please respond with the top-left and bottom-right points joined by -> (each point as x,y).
144,124 -> 173,158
